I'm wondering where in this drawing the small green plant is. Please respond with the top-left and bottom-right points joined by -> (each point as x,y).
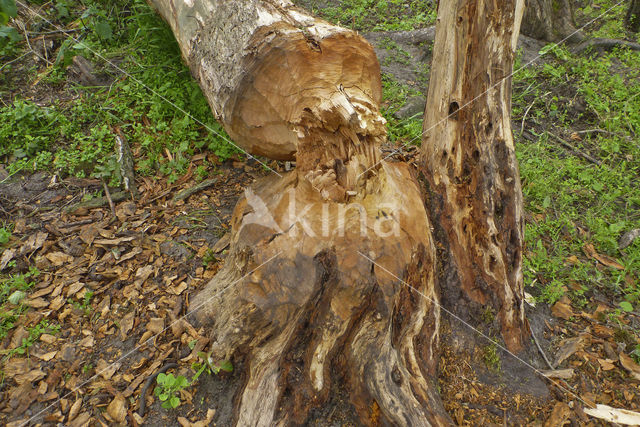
154,372 -> 189,409
191,351 -> 232,383
2,319 -> 60,361
631,344 -> 640,364
202,249 -> 218,267
0,0 -> 21,51
69,291 -> 94,316
482,344 -> 501,373
0,227 -> 10,246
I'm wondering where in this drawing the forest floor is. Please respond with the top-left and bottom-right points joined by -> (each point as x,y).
1,0 -> 640,426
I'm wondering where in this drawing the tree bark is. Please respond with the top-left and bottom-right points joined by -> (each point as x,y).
149,0 -> 529,424
420,0 -> 529,352
520,0 -> 583,43
149,0 -> 451,424
627,0 -> 640,33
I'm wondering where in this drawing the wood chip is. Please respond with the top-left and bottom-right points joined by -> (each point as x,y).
542,368 -> 574,379
584,404 -> 640,425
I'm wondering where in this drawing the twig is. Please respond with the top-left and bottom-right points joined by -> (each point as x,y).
0,52 -> 30,73
546,132 -> 602,166
17,20 -> 53,66
172,178 -> 220,202
520,99 -> 536,135
530,328 -> 554,369
575,129 -> 614,135
102,180 -> 117,217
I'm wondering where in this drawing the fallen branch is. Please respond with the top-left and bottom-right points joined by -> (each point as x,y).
64,191 -> 127,214
572,38 -> 640,54
172,178 -> 219,202
546,132 -> 602,165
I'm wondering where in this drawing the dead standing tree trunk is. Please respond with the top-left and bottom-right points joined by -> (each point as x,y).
420,0 -> 529,352
520,0 -> 583,43
149,0 -> 528,424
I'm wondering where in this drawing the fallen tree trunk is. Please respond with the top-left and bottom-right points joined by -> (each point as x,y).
149,0 -> 529,424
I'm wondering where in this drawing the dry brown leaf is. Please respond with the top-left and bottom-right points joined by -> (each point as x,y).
0,248 -> 17,270
170,281 -> 188,295
134,265 -> 154,287
551,301 -> 573,320
619,229 -> 640,250
33,350 -> 58,361
584,404 -> 640,425
69,411 -> 91,427
68,397 -> 82,421
26,297 -> 49,308
66,281 -> 84,297
15,369 -> 46,385
554,336 -> 585,367
94,236 -> 136,246
147,318 -> 165,334
544,401 -> 572,427
40,333 -> 57,344
583,243 -> 624,269
46,251 -> 74,266
106,393 -> 127,424
119,311 -> 135,340
619,353 -> 640,381
49,294 -> 66,311
79,335 -> 94,348
598,358 -> 616,370
20,231 -> 48,254
96,359 -> 121,380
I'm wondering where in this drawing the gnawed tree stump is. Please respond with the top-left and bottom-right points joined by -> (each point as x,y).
149,0 -> 530,424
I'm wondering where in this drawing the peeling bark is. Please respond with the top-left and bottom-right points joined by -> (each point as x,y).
420,0 -> 529,352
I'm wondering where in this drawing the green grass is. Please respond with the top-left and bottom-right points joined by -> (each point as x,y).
513,41 -> 640,310
0,0 -> 238,185
300,0 -> 436,32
